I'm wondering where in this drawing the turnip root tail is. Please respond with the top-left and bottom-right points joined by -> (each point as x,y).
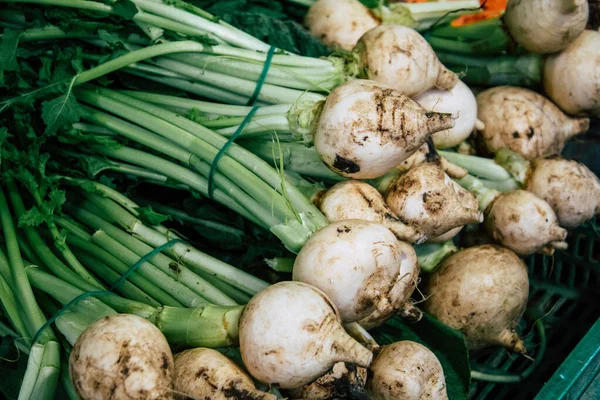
564,115 -> 591,140
286,362 -> 369,400
497,329 -> 527,356
436,65 -> 459,90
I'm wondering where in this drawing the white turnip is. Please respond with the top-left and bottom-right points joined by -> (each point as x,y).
543,30 -> 600,117
413,80 -> 483,149
239,281 -> 373,389
423,245 -> 529,354
355,25 -> 458,97
293,220 -> 419,323
305,0 -> 379,51
475,86 -> 589,159
173,348 -> 275,400
314,79 -> 455,179
368,341 -> 448,400
315,180 -> 427,244
504,0 -> 589,54
385,162 -> 483,237
70,314 -> 175,400
495,150 -> 600,229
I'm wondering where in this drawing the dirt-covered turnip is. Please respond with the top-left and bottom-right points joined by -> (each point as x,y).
544,30 -> 600,117
355,25 -> 458,97
504,0 -> 589,54
239,281 -> 373,389
314,79 -> 454,179
315,180 -> 427,243
293,220 -> 419,323
70,314 -> 175,400
385,162 -> 483,237
414,80 -> 483,149
476,86 -> 589,159
305,0 -> 379,51
423,245 -> 529,354
286,362 -> 369,399
173,348 -> 275,400
368,341 -> 448,400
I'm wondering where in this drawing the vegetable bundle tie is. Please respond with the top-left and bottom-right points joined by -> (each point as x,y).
30,239 -> 187,345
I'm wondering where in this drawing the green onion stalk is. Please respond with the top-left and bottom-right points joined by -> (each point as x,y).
285,0 -> 482,32
414,241 -> 458,273
60,86 -> 327,252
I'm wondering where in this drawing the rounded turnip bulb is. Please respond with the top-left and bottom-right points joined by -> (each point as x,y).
485,190 -> 567,256
315,180 -> 427,243
504,0 -> 589,54
239,281 -> 373,389
293,220 -> 419,323
413,80 -> 481,149
527,157 -> 600,229
355,25 -> 458,97
70,314 -> 175,400
314,79 -> 454,179
173,348 -> 275,400
476,86 -> 590,159
423,245 -> 529,354
385,162 -> 483,237
544,30 -> 600,117
305,0 -> 379,51
368,341 -> 448,400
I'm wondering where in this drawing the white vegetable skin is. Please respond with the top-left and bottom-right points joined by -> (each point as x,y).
316,180 -> 427,243
305,0 -> 379,51
385,162 -> 483,237
485,190 -> 568,256
293,220 -> 419,323
173,348 -> 275,400
526,157 -> 600,229
413,80 -> 481,149
544,30 -> 600,117
368,341 -> 448,400
423,245 -> 529,354
504,0 -> 589,54
314,80 -> 454,179
70,314 -> 174,400
355,25 -> 458,96
476,86 -> 590,160
239,281 -> 373,389
426,226 -> 463,244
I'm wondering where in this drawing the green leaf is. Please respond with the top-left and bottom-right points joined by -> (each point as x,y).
358,0 -> 380,8
0,29 -> 23,72
19,206 -> 47,227
372,314 -> 471,400
41,91 -> 81,135
135,205 -> 171,226
112,0 -> 139,20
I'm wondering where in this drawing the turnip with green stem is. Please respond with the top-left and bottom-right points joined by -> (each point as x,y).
457,174 -> 568,255
504,0 -> 589,54
293,220 -> 420,323
239,281 -> 373,389
475,86 -> 590,160
495,149 -> 600,229
543,30 -> 600,117
423,245 -> 529,354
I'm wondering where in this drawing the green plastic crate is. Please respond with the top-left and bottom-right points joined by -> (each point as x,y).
468,220 -> 600,399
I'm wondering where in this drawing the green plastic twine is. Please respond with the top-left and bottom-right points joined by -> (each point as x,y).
31,238 -> 186,345
246,46 -> 276,106
207,106 -> 260,199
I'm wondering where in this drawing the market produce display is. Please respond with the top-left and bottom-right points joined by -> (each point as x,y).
0,0 -> 598,399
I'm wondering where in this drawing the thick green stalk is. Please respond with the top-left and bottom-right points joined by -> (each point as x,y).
85,195 -> 270,295
439,151 -> 513,181
66,234 -> 182,307
193,270 -> 252,304
415,242 -> 458,273
494,148 -> 531,185
75,205 -> 237,306
456,175 -> 500,211
75,252 -> 160,307
88,88 -> 327,228
0,267 -> 29,338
